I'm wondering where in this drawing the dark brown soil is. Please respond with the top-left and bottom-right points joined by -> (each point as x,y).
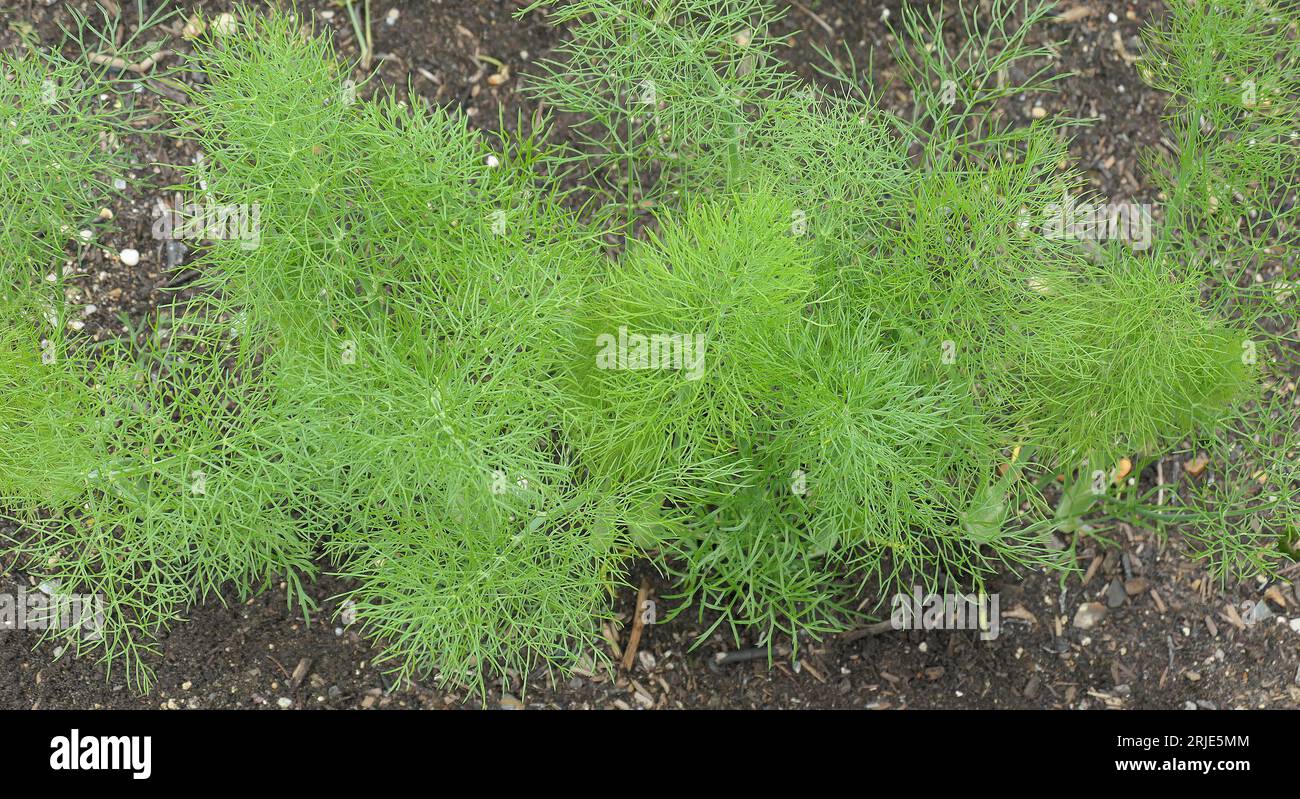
2,0 -> 1297,710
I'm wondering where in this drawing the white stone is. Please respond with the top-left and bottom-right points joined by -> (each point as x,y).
214,12 -> 237,37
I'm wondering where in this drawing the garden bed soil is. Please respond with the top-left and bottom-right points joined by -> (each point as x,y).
1,0 -> 1297,710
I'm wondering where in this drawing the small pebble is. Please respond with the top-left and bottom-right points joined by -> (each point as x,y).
1023,675 -> 1041,699
120,248 -> 140,266
1073,602 -> 1108,629
1108,12 -> 1119,23
1185,452 -> 1210,476
276,697 -> 293,709
213,12 -> 237,37
182,15 -> 205,40
486,154 -> 501,168
1106,578 -> 1127,608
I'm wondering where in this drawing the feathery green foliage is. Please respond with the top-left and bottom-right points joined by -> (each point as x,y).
1127,0 -> 1299,577
0,52 -> 118,321
527,0 -> 1271,643
166,10 -> 621,693
566,192 -> 812,541
6,331 -> 317,690
1,0 -> 1294,693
